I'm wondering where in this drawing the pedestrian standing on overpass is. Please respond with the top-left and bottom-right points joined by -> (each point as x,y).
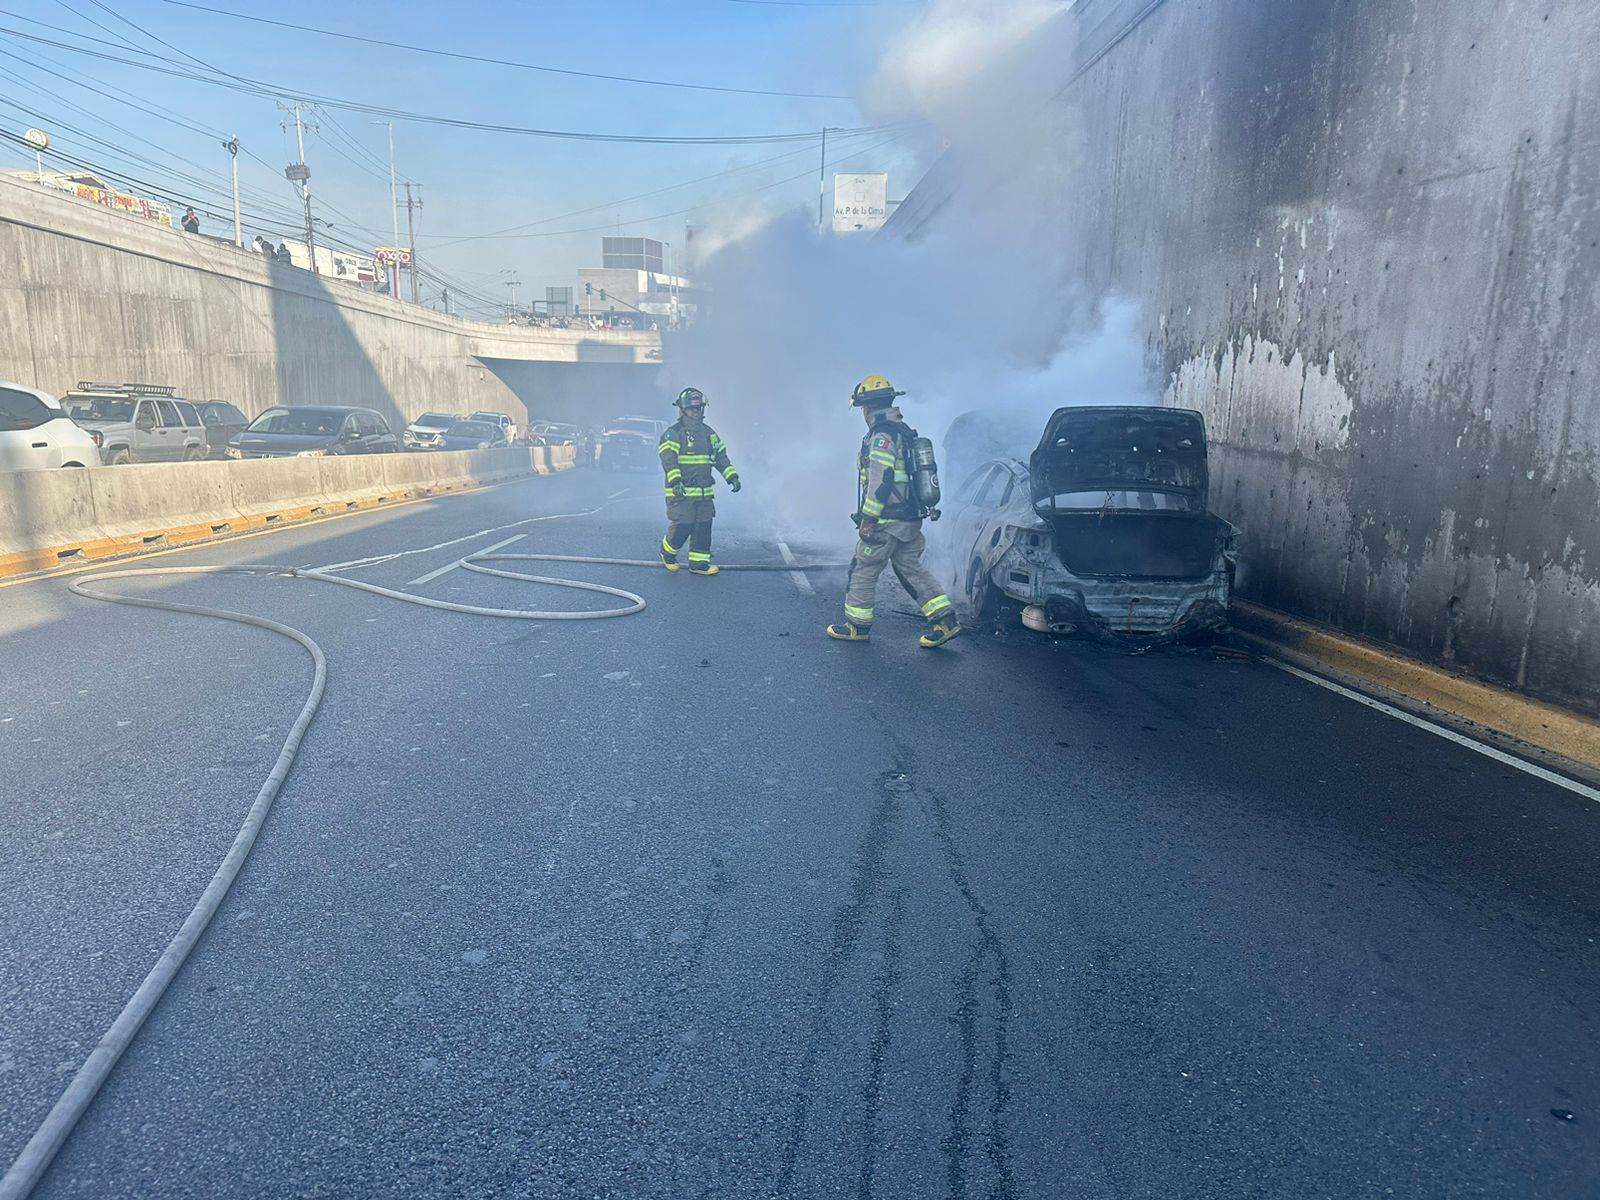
181,206 -> 200,234
659,387 -> 740,576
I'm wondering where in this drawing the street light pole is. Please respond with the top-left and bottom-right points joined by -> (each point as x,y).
373,119 -> 399,244
817,126 -> 829,234
223,136 -> 242,247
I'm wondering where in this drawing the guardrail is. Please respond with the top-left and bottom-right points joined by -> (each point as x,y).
0,446 -> 576,579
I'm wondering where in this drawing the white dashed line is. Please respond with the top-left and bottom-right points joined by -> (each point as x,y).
408,534 -> 525,586
776,539 -> 814,595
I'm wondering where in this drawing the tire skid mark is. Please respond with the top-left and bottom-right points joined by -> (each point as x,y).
925,781 -> 1019,1200
773,768 -> 906,1197
856,886 -> 908,1200
943,939 -> 986,1199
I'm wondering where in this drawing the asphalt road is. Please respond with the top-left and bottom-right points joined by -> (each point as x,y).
1,465 -> 1596,1199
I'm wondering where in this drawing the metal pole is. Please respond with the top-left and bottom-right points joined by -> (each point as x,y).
224,137 -> 242,247
380,120 -> 398,243
404,181 -> 421,304
819,129 -> 832,236
292,103 -> 317,274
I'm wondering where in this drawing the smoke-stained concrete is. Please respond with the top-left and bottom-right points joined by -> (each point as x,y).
893,0 -> 1600,715
0,175 -> 659,430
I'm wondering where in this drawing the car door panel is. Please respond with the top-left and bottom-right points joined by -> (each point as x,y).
132,401 -> 164,461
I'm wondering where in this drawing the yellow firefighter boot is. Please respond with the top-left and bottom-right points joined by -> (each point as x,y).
919,618 -> 963,649
826,622 -> 871,641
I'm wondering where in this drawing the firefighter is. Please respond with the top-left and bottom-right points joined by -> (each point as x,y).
826,375 -> 962,648
659,387 -> 740,575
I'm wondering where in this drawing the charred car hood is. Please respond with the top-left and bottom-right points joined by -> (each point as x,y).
1030,406 -> 1209,510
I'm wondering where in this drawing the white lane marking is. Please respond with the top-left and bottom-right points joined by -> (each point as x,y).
314,501 -> 613,573
1268,659 -> 1600,805
408,534 -> 524,586
607,489 -> 630,500
776,539 -> 814,595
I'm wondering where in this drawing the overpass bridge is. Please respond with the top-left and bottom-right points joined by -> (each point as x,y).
0,173 -> 664,431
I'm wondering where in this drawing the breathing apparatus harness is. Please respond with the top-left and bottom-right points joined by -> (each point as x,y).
849,375 -> 942,528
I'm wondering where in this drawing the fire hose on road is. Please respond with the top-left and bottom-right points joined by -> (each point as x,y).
0,541 -> 840,1200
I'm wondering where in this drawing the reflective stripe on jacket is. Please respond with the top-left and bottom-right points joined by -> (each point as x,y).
660,419 -> 737,499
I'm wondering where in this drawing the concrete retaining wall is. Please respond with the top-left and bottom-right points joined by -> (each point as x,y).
895,0 -> 1600,715
0,447 -> 574,576
0,174 -> 659,431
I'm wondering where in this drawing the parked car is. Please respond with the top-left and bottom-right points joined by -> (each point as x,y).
0,381 -> 101,471
934,406 -> 1236,642
469,411 -> 516,443
64,382 -> 208,465
196,401 -> 248,458
403,411 -> 463,451
598,416 -> 668,472
438,419 -> 511,451
225,406 -> 399,459
527,421 -> 582,447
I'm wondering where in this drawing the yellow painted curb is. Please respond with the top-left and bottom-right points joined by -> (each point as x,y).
1233,600 -> 1600,775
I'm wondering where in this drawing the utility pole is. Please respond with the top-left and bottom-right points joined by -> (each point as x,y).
373,119 -> 399,243
403,181 -> 422,304
504,276 -> 521,321
279,101 -> 319,273
817,126 -> 829,234
223,136 -> 241,247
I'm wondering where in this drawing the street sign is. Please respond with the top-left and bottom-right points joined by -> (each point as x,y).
833,173 -> 888,234
22,128 -> 49,150
374,246 -> 412,266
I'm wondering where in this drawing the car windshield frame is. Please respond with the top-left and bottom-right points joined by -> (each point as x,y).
70,396 -> 136,423
244,407 -> 348,437
414,413 -> 456,429
609,419 -> 658,436
446,421 -> 498,438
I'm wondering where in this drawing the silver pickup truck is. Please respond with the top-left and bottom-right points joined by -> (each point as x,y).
62,383 -> 209,465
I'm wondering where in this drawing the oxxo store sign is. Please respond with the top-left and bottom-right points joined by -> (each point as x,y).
375,246 -> 412,297
833,173 -> 888,234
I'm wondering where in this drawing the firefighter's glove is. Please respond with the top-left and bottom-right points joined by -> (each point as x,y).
672,482 -> 687,499
858,518 -> 883,545
729,477 -> 742,493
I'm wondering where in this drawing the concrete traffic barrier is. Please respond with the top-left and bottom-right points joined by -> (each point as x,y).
0,466 -> 100,574
87,460 -> 236,544
0,444 -> 579,581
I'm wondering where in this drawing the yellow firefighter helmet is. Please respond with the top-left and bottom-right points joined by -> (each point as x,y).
851,374 -> 905,407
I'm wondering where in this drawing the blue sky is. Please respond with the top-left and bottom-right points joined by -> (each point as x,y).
0,0 -> 932,316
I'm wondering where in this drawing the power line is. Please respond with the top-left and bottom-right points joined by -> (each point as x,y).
439,130 -> 906,242
154,0 -> 856,101
421,126 -> 890,246
0,19 -> 879,144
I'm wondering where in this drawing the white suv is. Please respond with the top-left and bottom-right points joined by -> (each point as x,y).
0,381 -> 101,472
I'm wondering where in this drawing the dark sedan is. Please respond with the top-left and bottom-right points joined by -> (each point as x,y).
225,406 -> 399,459
437,419 -> 511,451
197,400 -> 248,459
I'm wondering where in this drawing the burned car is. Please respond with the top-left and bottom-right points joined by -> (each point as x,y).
936,406 -> 1236,641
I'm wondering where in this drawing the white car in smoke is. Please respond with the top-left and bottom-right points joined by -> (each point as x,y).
0,381 -> 102,472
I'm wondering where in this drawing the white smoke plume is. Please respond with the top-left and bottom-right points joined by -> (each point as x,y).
674,0 -> 1153,541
